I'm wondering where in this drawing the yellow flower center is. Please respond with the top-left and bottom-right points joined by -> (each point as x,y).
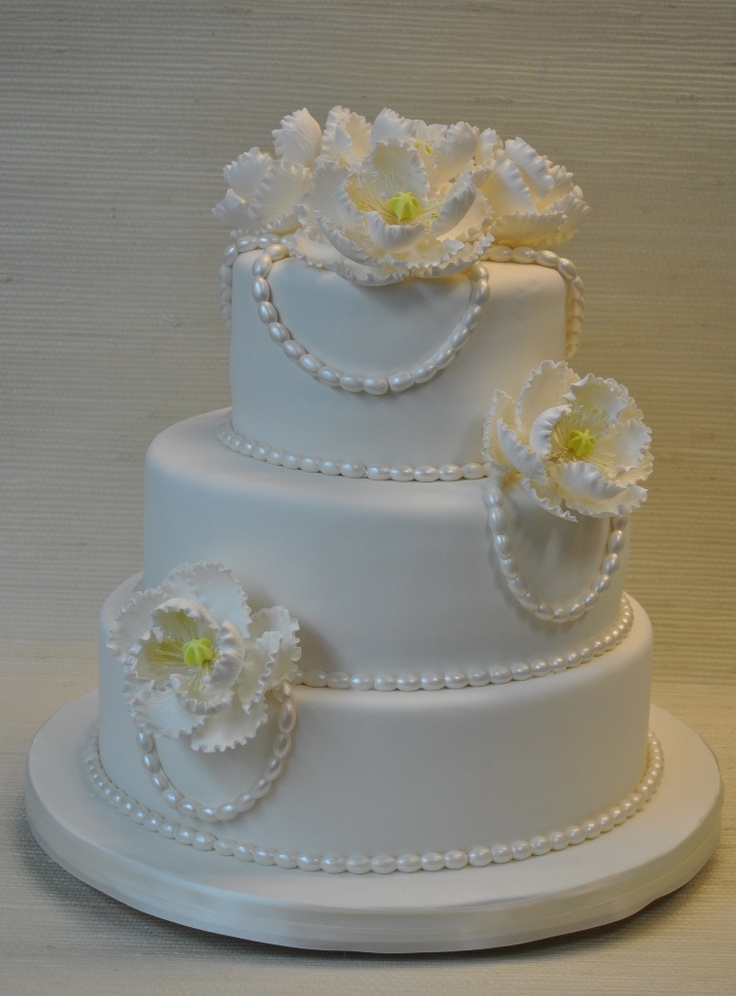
387,190 -> 420,222
181,636 -> 215,668
567,427 -> 596,458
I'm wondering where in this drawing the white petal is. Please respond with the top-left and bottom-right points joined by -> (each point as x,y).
209,620 -> 247,690
127,683 -> 206,739
224,148 -> 272,198
520,476 -> 579,521
568,373 -> 631,421
189,697 -> 267,752
365,211 -> 425,252
496,418 -> 547,481
516,360 -> 578,432
602,418 -> 653,475
321,105 -> 371,163
212,188 -> 250,230
247,161 -> 309,235
504,137 -> 556,198
370,107 -> 414,147
415,121 -> 478,187
272,108 -> 323,165
550,462 -> 647,517
480,155 -> 536,217
318,214 -> 392,268
529,404 -> 571,458
286,230 -> 403,285
108,585 -> 166,660
430,182 -> 482,237
166,563 -> 252,635
366,142 -> 429,201
304,160 -> 356,227
250,606 -> 301,684
489,210 -> 559,250
476,128 -> 502,165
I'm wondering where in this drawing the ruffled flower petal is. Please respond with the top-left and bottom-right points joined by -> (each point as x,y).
370,107 -> 415,147
362,142 -> 430,202
549,461 -> 649,518
426,121 -> 480,184
602,418 -> 654,477
246,160 -> 311,236
215,107 -> 588,279
503,138 -> 557,198
189,696 -> 267,753
110,563 -> 300,753
567,373 -> 631,421
223,148 -> 272,199
125,682 -> 209,739
430,181 -> 484,239
365,211 -> 425,253
529,404 -> 572,459
495,417 -> 548,481
483,362 -> 652,520
515,360 -> 578,434
272,108 -> 323,166
321,105 -> 372,164
167,562 -> 252,636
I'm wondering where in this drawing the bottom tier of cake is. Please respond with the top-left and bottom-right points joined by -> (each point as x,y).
98,576 -> 654,871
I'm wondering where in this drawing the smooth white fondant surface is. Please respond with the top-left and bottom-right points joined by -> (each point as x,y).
98,575 -> 652,859
143,412 -> 629,680
230,252 -> 568,469
26,695 -> 723,951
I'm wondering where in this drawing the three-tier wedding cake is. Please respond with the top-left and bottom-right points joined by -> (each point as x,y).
27,107 -> 722,952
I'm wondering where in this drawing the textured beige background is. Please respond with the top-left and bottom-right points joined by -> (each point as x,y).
2,1 -> 734,991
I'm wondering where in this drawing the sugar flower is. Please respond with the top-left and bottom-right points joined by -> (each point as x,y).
474,133 -> 589,249
289,107 -> 494,284
108,563 -> 301,752
213,108 -> 323,236
483,361 -> 652,520
215,106 -> 589,283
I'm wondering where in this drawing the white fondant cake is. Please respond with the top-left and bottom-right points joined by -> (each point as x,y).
92,107 -> 664,877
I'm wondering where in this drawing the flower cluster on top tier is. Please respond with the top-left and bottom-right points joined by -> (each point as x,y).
108,563 -> 301,753
483,361 -> 653,521
214,106 -> 589,285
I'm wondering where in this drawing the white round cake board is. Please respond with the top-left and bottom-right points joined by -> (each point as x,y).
26,693 -> 722,953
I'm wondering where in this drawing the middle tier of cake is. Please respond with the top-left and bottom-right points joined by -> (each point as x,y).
143,411 -> 630,684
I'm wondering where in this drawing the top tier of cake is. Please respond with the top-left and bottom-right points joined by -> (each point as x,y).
225,245 -> 579,474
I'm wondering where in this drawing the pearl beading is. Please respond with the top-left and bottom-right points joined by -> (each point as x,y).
84,729 -> 662,874
222,238 -> 491,397
217,416 -> 488,482
485,476 -> 628,624
293,595 -> 633,691
219,239 -> 584,366
135,682 -> 295,825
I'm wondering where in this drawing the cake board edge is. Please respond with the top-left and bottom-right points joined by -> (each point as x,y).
25,692 -> 723,953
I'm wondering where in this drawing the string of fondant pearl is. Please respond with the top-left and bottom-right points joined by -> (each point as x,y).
485,476 -> 628,624
294,595 -> 633,691
217,416 -> 488,482
84,728 -> 662,874
219,239 -> 584,375
255,242 -> 490,395
135,682 -> 295,825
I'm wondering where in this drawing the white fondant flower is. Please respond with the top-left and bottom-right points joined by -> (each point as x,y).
213,108 -> 323,236
475,135 -> 590,249
289,108 -> 493,285
215,106 -> 589,281
108,563 -> 301,752
483,361 -> 652,520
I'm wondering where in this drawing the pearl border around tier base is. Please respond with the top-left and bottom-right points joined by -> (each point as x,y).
26,693 -> 721,953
